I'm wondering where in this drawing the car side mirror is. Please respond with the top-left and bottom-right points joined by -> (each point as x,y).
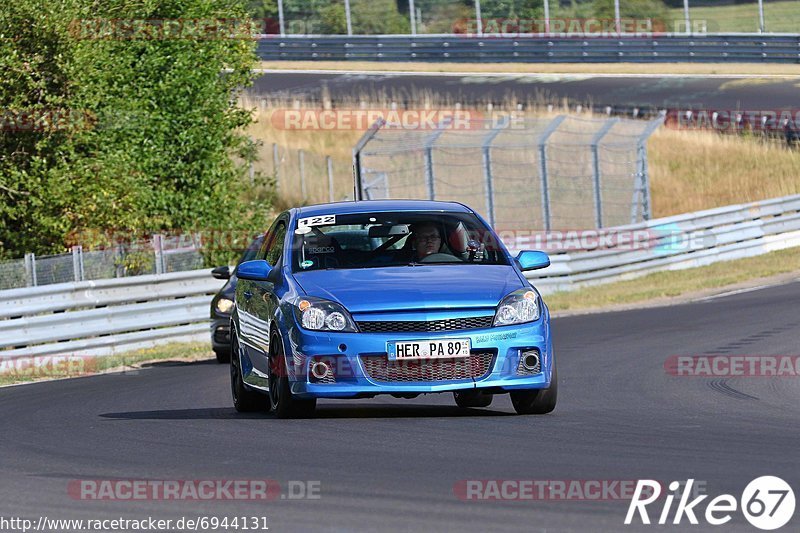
236,260 -> 272,281
211,265 -> 231,280
515,250 -> 551,271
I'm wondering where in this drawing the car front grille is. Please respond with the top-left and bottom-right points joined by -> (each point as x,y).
359,351 -> 495,383
357,316 -> 494,333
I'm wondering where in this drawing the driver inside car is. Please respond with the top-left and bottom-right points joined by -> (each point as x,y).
410,222 -> 454,261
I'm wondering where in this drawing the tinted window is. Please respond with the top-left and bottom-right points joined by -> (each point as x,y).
238,235 -> 264,266
265,222 -> 287,266
292,211 -> 508,272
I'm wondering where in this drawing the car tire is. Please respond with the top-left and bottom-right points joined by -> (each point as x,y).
269,331 -> 316,419
215,348 -> 230,364
510,361 -> 558,415
453,390 -> 493,408
230,334 -> 265,412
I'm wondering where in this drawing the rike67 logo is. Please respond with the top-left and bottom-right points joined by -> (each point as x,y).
625,477 -> 795,530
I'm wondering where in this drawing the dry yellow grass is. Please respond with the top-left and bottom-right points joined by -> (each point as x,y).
261,61 -> 800,77
258,61 -> 800,77
242,101 -> 800,217
545,246 -> 800,313
648,128 -> 800,216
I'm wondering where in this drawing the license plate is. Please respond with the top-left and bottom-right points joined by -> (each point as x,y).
387,338 -> 471,361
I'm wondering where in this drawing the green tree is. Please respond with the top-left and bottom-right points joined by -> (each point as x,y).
1,0 -> 270,264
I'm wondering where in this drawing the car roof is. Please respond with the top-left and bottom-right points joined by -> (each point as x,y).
295,200 -> 473,218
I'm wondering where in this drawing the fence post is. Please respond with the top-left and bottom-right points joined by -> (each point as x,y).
639,145 -> 652,221
352,118 -> 386,201
423,118 -> 451,201
635,115 -> 665,222
543,0 -> 551,34
591,118 -> 619,229
614,0 -> 621,34
683,0 -> 691,35
24,253 -> 37,287
537,115 -> 566,231
474,0 -> 483,37
272,143 -> 280,194
277,0 -> 285,37
758,0 -> 765,33
409,0 -> 417,35
326,156 -> 335,203
344,0 -> 353,36
71,245 -> 85,282
299,149 -> 307,200
115,244 -> 125,278
153,234 -> 165,275
481,116 -> 509,227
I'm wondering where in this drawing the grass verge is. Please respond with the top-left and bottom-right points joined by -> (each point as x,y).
545,246 -> 800,314
257,61 -> 800,77
0,342 -> 213,387
670,1 -> 800,33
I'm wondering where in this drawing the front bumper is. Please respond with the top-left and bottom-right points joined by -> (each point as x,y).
282,313 -> 553,399
211,316 -> 231,352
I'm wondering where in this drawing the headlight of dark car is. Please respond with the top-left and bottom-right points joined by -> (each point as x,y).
215,298 -> 234,314
493,289 -> 540,326
293,297 -> 358,332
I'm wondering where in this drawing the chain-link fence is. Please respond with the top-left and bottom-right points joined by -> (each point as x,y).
266,143 -> 354,205
354,114 -> 663,231
264,0 -> 800,36
0,239 -> 204,291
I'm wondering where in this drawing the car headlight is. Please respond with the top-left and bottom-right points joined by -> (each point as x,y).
216,297 -> 234,314
293,297 -> 358,332
493,289 -> 540,326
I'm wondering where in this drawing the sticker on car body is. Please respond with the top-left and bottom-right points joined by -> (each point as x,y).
297,215 -> 336,230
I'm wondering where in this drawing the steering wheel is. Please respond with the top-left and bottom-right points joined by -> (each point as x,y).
419,253 -> 461,263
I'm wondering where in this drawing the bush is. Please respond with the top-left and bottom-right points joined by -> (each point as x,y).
0,0 -> 271,265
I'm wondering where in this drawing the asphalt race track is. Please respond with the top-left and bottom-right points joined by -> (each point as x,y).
1,280 -> 799,532
249,70 -> 800,111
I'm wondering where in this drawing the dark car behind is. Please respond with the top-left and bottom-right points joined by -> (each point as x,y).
210,235 -> 265,363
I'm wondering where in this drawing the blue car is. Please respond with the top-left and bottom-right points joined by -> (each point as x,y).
230,200 -> 555,418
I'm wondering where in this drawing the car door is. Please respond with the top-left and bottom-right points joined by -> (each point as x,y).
236,220 -> 279,382
246,216 -> 288,381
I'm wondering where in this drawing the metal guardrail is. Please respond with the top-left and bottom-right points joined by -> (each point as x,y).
256,34 -> 800,63
0,237 -> 204,291
1,194 -> 799,360
520,194 -> 800,294
0,270 -> 220,359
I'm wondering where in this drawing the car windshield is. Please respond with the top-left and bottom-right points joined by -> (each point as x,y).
291,211 -> 509,272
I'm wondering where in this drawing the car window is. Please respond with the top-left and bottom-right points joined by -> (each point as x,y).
257,219 -> 279,260
238,235 -> 265,266
292,211 -> 508,272
265,221 -> 287,267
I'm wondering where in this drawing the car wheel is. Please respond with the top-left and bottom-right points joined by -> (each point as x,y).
510,361 -> 558,415
268,331 -> 316,419
230,334 -> 265,412
453,390 -> 493,408
215,347 -> 230,364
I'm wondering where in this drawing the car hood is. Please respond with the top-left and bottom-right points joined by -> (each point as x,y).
292,265 -> 524,314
